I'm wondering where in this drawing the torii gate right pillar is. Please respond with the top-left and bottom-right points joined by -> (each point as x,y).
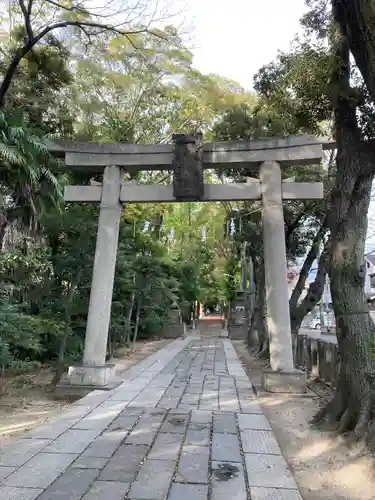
260,161 -> 307,393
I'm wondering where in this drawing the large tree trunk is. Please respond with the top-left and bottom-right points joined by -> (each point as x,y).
336,0 -> 375,106
312,12 -> 375,440
257,284 -> 269,360
247,255 -> 260,347
312,171 -> 375,438
247,256 -> 269,358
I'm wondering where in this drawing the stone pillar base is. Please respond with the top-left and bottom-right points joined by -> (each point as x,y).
261,369 -> 307,394
55,363 -> 121,400
161,323 -> 186,339
228,323 -> 247,340
321,326 -> 336,336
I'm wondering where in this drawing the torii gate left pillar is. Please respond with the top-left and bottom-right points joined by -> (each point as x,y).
63,165 -> 124,391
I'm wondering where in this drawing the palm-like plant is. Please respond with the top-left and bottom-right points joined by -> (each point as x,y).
0,110 -> 65,248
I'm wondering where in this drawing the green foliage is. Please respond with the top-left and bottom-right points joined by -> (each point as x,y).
0,297 -> 63,372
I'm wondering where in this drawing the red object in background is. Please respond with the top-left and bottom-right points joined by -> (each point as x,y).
287,271 -> 297,282
200,315 -> 223,322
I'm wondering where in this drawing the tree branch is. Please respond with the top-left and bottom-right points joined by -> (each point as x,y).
285,208 -> 306,242
44,0 -> 88,14
289,215 -> 328,313
291,237 -> 330,333
18,0 -> 34,40
0,18 -> 166,106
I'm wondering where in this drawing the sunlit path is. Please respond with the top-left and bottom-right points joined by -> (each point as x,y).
0,331 -> 302,500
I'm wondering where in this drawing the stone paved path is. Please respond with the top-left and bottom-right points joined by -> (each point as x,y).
0,337 -> 303,500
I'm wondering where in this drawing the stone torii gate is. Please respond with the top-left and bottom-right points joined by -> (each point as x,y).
58,134 -> 324,395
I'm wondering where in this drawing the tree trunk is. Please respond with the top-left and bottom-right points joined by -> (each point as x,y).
125,291 -> 135,345
52,276 -> 80,385
245,290 -> 256,345
247,255 -> 269,357
336,0 -> 375,107
247,256 -> 261,348
132,298 -> 141,352
0,214 -> 8,250
312,172 -> 375,439
248,302 -> 260,348
312,14 -> 375,441
290,238 -> 329,338
257,283 -> 269,360
289,218 -> 328,314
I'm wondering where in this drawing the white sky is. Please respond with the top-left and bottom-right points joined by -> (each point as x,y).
184,0 -> 307,90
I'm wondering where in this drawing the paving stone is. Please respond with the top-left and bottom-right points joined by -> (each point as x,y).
25,421 -> 74,440
177,403 -> 197,410
158,397 -> 180,409
148,433 -> 184,461
164,388 -> 185,397
235,378 -> 253,390
211,461 -> 247,500
250,487 -> 303,500
57,405 -> 97,419
37,467 -> 100,499
219,376 -> 235,385
238,397 -> 263,414
3,453 -> 77,489
218,387 -> 236,396
238,414 -> 271,431
0,439 -> 49,467
99,444 -> 148,482
118,407 -> 145,417
81,430 -> 127,458
168,483 -> 208,500
184,386 -> 201,394
160,412 -> 190,433
241,430 -> 281,455
108,391 -> 139,402
0,338 -> 301,500
73,401 -> 128,430
190,410 -> 212,424
72,391 -> 110,407
213,413 -> 237,434
177,403 -> 198,411
43,429 -> 99,454
211,433 -> 241,462
128,459 -> 176,499
200,392 -> 217,402
71,456 -> 109,469
181,445 -> 210,456
82,480 -> 130,499
144,409 -> 169,418
0,467 -> 16,481
0,486 -> 43,500
245,454 -> 298,489
175,449 -> 209,484
185,426 -> 210,446
107,415 -> 139,432
218,395 -> 240,412
180,395 -> 200,405
125,416 -> 163,446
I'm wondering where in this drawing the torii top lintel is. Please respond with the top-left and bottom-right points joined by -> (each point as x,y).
47,134 -> 332,172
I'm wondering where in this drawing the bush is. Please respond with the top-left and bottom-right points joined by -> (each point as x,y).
0,298 -> 63,373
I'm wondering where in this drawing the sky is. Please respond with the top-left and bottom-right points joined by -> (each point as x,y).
183,0 -> 307,90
